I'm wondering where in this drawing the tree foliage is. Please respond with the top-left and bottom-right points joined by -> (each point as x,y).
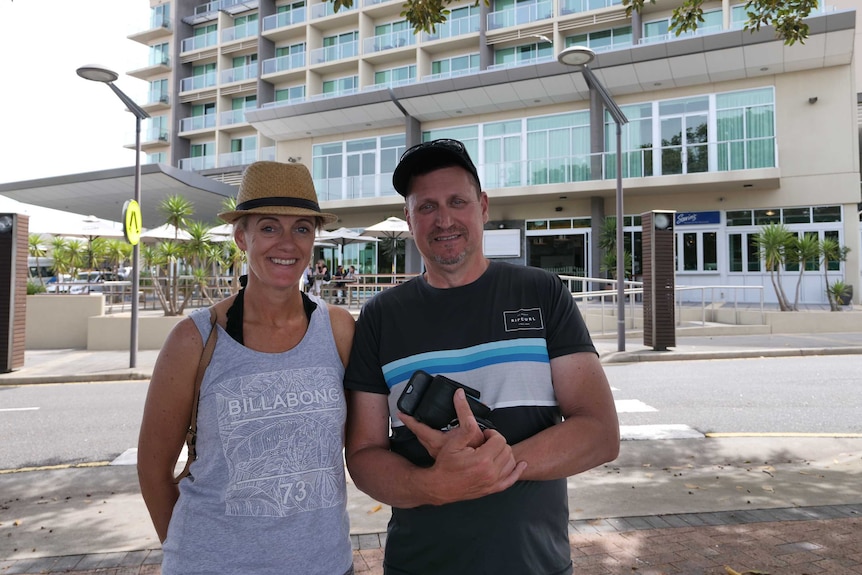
624,0 -> 817,45
330,0 -> 816,43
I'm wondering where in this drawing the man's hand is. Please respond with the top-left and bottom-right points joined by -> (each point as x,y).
400,389 -> 527,505
399,388 -> 484,458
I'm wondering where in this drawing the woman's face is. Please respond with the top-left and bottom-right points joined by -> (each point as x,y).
235,214 -> 316,289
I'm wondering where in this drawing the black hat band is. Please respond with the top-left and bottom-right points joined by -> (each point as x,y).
236,197 -> 322,213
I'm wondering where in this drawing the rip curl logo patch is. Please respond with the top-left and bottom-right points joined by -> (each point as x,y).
504,308 -> 544,331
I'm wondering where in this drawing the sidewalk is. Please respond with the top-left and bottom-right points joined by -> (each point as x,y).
2,332 -> 861,574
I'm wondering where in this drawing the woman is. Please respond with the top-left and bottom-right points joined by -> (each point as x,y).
137,161 -> 355,575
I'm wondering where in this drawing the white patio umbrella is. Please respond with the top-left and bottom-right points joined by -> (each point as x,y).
140,223 -> 193,242
363,217 -> 412,273
317,227 -> 380,265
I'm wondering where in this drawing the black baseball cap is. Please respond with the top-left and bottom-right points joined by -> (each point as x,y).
392,138 -> 481,197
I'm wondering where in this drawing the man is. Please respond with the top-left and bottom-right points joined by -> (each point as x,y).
344,138 -> 620,575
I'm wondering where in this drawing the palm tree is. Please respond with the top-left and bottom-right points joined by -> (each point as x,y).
50,237 -> 71,277
158,195 -> 195,314
160,194 -> 195,238
63,239 -> 88,277
28,234 -> 48,286
820,238 -> 851,311
598,216 -> 632,281
756,223 -> 793,311
104,239 -> 132,275
786,233 -> 820,311
85,236 -> 110,271
156,240 -> 188,315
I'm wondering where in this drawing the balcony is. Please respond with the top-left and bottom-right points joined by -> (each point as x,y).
184,1 -> 220,24
128,14 -> 172,44
140,128 -> 170,148
488,0 -> 553,30
179,156 -> 217,171
262,52 -> 306,75
181,30 -> 218,54
221,63 -> 259,84
559,0 -> 622,16
639,24 -> 723,45
363,30 -> 415,54
223,19 -> 259,42
315,173 -> 397,201
422,66 -> 478,82
180,72 -> 218,92
486,54 -> 554,71
219,149 -> 259,167
310,1 -> 357,20
421,15 -> 479,42
220,109 -> 250,126
144,91 -> 171,109
179,115 -> 218,133
220,0 -> 260,14
262,8 -> 307,32
309,41 -> 359,65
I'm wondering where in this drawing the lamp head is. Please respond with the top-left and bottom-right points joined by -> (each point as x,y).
76,65 -> 119,83
557,46 -> 596,68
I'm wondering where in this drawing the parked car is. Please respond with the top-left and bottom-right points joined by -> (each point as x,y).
45,274 -> 73,293
69,271 -> 120,294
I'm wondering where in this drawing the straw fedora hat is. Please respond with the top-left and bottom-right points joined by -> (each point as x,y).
218,161 -> 337,225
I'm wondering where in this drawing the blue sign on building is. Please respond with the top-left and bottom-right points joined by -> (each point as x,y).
675,211 -> 721,226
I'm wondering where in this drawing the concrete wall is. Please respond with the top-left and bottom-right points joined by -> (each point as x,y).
87,315 -> 184,351
26,295 -> 104,349
26,295 -> 184,351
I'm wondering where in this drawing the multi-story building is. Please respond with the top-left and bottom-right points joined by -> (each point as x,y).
128,0 -> 861,304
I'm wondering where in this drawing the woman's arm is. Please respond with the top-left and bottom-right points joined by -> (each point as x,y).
137,317 -> 206,542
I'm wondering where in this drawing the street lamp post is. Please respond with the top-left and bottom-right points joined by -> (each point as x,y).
76,65 -> 150,368
558,46 -> 629,352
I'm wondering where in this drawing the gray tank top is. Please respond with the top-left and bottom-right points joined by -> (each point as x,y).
161,296 -> 352,575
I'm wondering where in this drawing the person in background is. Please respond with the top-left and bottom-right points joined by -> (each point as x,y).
332,264 -> 347,304
138,161 -> 355,575
312,259 -> 329,296
343,139 -> 620,575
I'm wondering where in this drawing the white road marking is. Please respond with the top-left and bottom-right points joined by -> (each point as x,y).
615,399 -> 658,413
0,407 -> 39,412
620,424 -> 704,440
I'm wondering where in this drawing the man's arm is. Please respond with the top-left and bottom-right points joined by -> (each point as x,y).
511,352 -> 620,481
345,389 -> 526,508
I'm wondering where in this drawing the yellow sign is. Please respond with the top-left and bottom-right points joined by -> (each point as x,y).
123,200 -> 142,245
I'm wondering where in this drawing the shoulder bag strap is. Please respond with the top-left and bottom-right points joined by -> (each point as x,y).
174,307 -> 218,482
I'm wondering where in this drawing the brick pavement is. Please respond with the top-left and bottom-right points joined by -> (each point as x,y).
2,505 -> 859,575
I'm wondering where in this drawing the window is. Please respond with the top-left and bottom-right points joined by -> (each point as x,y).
484,120 -> 522,188
151,3 -> 170,28
148,79 -> 169,104
658,96 -> 708,175
494,41 -> 552,67
149,43 -> 170,67
526,111 -> 590,184
374,65 -> 416,87
322,31 -> 359,59
716,88 -> 775,170
322,75 -> 358,97
430,53 -> 479,78
728,232 -> 761,272
275,85 -> 306,103
374,20 -> 411,49
679,231 -> 717,272
565,26 -> 632,52
616,103 -> 653,178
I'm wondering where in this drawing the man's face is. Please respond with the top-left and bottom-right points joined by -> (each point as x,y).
404,166 -> 488,271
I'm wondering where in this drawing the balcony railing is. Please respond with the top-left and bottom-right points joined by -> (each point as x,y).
222,19 -> 259,42
146,91 -> 170,106
144,128 -> 169,142
149,13 -> 171,30
260,146 -> 276,161
312,137 -> 775,200
180,72 -> 218,92
311,1 -> 357,19
363,30 -> 415,53
315,173 -> 398,201
221,63 -> 258,84
179,156 -> 217,171
309,41 -> 359,64
421,15 -> 479,41
179,114 -> 218,133
219,149 -> 258,167
181,30 -> 218,53
486,54 -> 554,71
220,109 -> 249,126
147,53 -> 171,67
639,24 -> 723,45
262,8 -> 307,31
262,51 -> 306,74
422,66 -> 478,83
488,0 -> 553,30
559,0 -> 622,16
